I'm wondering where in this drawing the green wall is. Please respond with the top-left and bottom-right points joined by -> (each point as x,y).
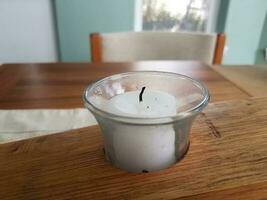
255,12 -> 267,64
218,0 -> 267,64
216,0 -> 230,33
55,0 -> 267,64
55,0 -> 135,62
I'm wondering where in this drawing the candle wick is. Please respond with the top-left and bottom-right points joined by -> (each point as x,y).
139,87 -> 146,102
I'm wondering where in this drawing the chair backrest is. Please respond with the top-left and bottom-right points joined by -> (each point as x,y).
90,31 -> 225,64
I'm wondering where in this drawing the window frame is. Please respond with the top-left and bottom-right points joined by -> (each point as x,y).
135,0 -> 221,33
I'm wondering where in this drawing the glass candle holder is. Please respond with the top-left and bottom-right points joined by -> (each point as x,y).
84,71 -> 209,173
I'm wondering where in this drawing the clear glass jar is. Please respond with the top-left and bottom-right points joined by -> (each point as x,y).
84,71 -> 209,173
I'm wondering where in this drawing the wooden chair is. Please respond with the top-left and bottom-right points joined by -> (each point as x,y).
90,31 -> 226,64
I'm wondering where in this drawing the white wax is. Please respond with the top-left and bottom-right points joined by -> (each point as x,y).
100,89 -> 178,172
106,90 -> 177,118
113,124 -> 176,172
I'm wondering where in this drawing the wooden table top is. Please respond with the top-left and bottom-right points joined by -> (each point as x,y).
0,61 -> 249,109
1,61 -> 266,199
1,97 -> 267,200
211,65 -> 267,97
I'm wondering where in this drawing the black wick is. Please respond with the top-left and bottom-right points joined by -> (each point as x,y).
139,87 -> 146,102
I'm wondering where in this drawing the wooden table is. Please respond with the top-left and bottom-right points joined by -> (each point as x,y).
0,61 -> 248,109
1,61 -> 267,199
211,65 -> 267,97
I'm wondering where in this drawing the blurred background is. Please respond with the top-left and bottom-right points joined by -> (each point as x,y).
0,0 -> 267,64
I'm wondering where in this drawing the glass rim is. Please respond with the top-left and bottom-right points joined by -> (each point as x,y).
83,71 -> 210,124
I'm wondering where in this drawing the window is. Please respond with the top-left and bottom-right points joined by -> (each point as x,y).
141,0 -> 219,32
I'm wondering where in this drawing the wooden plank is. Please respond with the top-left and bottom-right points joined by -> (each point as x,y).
0,65 -> 24,100
90,33 -> 102,63
0,62 -> 249,109
177,181 -> 267,200
213,33 -> 226,65
0,97 -> 266,199
211,65 -> 267,97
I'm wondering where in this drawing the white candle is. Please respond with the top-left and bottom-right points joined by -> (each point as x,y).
102,89 -> 178,172
85,72 -> 209,172
106,90 -> 177,117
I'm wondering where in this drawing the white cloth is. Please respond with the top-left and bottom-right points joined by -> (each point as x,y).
101,31 -> 217,64
0,109 -> 97,144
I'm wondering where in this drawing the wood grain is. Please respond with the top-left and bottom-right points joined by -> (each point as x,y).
0,61 -> 249,109
0,97 -> 267,199
90,33 -> 102,63
213,33 -> 226,65
178,182 -> 267,200
211,64 -> 267,97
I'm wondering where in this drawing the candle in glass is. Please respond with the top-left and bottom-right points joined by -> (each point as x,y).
104,87 -> 177,171
84,71 -> 209,172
